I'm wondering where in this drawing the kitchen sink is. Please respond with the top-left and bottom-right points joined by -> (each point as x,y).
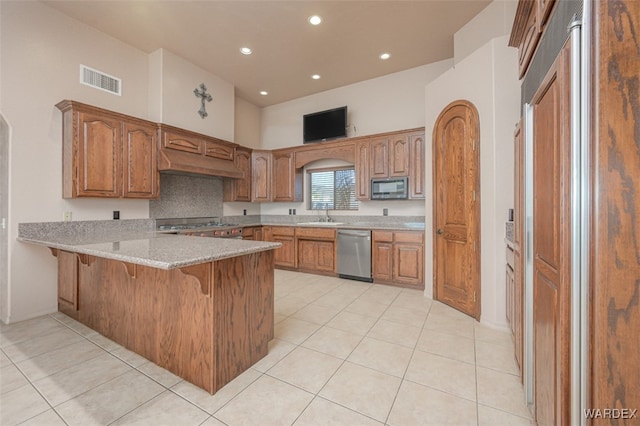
297,222 -> 345,226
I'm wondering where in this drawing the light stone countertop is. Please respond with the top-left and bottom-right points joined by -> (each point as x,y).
18,232 -> 281,270
244,221 -> 426,231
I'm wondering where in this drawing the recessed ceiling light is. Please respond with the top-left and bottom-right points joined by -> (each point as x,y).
308,15 -> 322,25
311,74 -> 321,80
260,91 -> 268,96
240,47 -> 252,55
380,53 -> 391,60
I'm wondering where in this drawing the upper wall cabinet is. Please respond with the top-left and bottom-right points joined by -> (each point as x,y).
251,150 -> 272,202
223,146 -> 252,202
355,140 -> 371,200
272,149 -> 303,202
355,128 -> 424,200
56,100 -> 159,199
408,131 -> 425,199
509,0 -> 556,78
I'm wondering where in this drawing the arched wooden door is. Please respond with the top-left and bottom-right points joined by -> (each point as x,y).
433,100 -> 481,320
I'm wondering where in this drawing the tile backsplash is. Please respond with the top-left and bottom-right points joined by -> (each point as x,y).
149,174 -> 223,219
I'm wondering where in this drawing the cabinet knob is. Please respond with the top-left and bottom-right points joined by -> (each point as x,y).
437,229 -> 443,235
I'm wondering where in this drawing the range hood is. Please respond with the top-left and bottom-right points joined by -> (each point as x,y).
158,148 -> 244,179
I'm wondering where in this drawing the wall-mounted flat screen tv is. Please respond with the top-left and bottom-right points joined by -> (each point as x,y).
303,106 -> 347,143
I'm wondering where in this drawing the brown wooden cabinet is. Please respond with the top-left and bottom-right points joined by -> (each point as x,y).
56,100 -> 159,199
388,134 -> 410,177
408,132 -> 425,199
251,150 -> 272,202
162,129 -> 203,154
264,226 -> 296,268
296,227 -> 336,274
372,230 -> 424,289
242,226 -> 263,241
55,250 -> 79,317
355,140 -> 371,200
372,231 -> 394,282
369,137 -> 390,178
272,149 -> 302,202
224,147 -> 252,201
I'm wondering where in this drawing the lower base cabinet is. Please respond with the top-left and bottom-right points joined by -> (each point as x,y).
373,230 -> 424,289
296,227 -> 336,274
263,226 -> 297,268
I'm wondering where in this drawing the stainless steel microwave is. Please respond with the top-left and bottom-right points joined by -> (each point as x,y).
370,177 -> 408,200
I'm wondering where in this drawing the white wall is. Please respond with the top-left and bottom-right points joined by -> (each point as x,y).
0,2 -> 243,323
152,49 -> 235,141
260,60 -> 452,150
424,36 -> 519,329
454,0 -> 518,64
1,1 -> 156,323
235,97 -> 262,148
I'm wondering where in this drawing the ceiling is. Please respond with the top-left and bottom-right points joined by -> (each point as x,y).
42,1 -> 492,107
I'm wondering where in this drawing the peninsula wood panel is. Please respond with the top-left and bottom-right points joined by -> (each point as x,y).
69,251 -> 274,394
531,38 -> 571,426
590,0 -> 640,418
56,250 -> 78,314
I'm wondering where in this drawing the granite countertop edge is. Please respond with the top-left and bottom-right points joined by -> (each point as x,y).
18,234 -> 282,270
244,222 -> 426,231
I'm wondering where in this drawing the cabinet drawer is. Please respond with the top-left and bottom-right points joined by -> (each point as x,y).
162,131 -> 203,154
296,227 -> 335,240
270,226 -> 295,237
394,231 -> 424,244
373,230 -> 394,243
204,140 -> 234,161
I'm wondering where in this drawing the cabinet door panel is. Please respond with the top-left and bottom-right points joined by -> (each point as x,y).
78,112 -> 120,197
389,135 -> 410,177
370,138 -> 389,178
252,151 -> 271,201
409,132 -> 425,199
123,122 -> 158,199
273,236 -> 296,268
234,149 -> 252,201
272,151 -> 301,202
57,250 -> 78,313
372,241 -> 393,281
355,141 -> 370,200
393,243 -> 423,285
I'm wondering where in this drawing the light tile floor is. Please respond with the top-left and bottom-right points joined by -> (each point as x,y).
0,270 -> 534,425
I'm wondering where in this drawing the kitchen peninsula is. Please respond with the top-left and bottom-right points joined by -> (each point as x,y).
18,225 -> 280,394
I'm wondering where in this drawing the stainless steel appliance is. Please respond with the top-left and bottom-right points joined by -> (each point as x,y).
370,177 -> 409,200
337,229 -> 372,282
156,217 -> 243,239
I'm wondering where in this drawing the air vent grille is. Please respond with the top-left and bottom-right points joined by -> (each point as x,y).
80,65 -> 121,96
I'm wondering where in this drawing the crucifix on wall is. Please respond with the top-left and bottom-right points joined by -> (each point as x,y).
194,83 -> 212,119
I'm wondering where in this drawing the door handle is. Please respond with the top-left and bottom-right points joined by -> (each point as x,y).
437,229 -> 444,235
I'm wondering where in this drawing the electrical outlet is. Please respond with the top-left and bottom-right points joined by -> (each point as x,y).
383,208 -> 388,216
113,210 -> 120,220
243,209 -> 247,216
63,211 -> 72,222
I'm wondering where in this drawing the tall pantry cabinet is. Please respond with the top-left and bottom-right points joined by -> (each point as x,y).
509,0 -> 640,424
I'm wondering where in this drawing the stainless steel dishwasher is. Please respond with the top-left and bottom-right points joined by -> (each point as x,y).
337,229 -> 373,282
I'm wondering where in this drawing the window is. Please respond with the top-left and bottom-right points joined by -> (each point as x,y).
308,167 -> 358,210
